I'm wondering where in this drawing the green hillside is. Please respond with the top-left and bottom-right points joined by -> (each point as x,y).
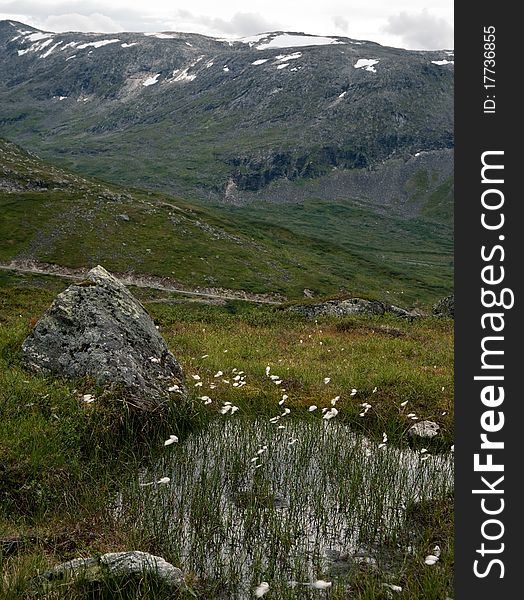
0,138 -> 452,306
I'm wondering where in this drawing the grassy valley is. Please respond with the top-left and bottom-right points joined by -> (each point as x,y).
1,139 -> 451,307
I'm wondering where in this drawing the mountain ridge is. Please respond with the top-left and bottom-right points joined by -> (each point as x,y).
0,20 -> 453,204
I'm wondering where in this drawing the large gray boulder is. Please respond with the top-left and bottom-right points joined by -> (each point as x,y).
22,265 -> 186,410
40,551 -> 184,589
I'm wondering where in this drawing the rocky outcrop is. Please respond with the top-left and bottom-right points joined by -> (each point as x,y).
433,294 -> 454,317
288,297 -> 417,319
408,421 -> 440,439
22,265 -> 186,410
39,551 -> 184,589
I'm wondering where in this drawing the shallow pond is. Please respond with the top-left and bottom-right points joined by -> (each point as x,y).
118,417 -> 453,598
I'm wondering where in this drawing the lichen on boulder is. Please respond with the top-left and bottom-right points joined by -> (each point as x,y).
39,551 -> 184,590
22,265 -> 186,410
433,294 -> 454,317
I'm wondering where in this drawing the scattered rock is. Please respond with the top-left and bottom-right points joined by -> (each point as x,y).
22,265 -> 186,410
100,552 -> 184,586
408,420 -> 440,439
303,288 -> 315,298
0,537 -> 28,556
433,294 -> 454,317
288,298 -> 417,319
40,551 -> 184,589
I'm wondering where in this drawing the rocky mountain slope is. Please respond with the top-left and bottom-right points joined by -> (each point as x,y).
0,20 -> 453,211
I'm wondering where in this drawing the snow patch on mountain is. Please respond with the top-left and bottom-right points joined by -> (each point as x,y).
275,52 -> 302,62
143,74 -> 160,86
172,68 -> 196,82
77,39 -> 120,49
256,34 -> 344,49
40,41 -> 63,58
144,32 -> 177,39
25,32 -> 52,42
354,58 -> 379,72
235,33 -> 270,46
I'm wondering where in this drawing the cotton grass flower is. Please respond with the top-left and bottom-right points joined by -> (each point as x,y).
382,583 -> 402,592
220,402 -> 238,415
308,405 -> 318,412
140,476 -> 171,486
164,435 -> 179,446
311,580 -> 332,589
323,377 -> 331,384
214,371 -> 223,378
424,545 -> 441,565
322,407 -> 338,421
255,582 -> 270,597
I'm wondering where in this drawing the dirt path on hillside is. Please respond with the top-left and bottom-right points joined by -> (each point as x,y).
0,260 -> 284,305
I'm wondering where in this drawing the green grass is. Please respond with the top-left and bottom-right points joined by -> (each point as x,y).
0,271 -> 453,598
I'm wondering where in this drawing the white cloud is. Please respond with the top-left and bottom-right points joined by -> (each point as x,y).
332,15 -> 349,33
41,12 -> 123,32
0,1 -> 453,49
383,9 -> 453,49
164,10 -> 281,38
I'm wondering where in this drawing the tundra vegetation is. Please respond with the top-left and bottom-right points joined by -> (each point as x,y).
0,271 -> 453,599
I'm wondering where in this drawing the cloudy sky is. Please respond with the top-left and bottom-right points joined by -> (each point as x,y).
0,0 -> 453,50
